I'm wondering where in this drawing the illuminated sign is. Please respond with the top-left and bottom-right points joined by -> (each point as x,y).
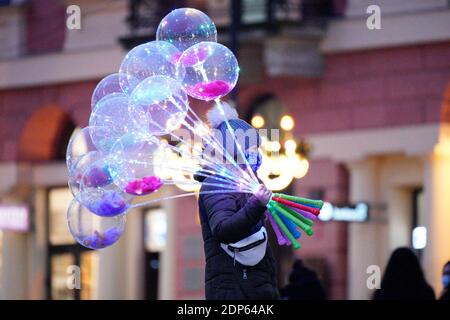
412,226 -> 427,250
319,202 -> 369,222
0,205 -> 29,232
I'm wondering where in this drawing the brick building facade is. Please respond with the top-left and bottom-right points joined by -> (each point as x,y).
0,0 -> 449,299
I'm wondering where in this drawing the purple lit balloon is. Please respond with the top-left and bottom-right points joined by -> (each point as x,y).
67,199 -> 126,249
78,157 -> 134,217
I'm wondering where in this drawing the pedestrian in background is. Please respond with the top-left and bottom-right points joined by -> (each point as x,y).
280,259 -> 326,300
373,247 -> 435,300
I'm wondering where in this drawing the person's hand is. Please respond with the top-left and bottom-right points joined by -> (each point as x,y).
254,184 -> 272,206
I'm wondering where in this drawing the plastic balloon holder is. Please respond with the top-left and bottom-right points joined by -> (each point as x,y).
267,194 -> 323,250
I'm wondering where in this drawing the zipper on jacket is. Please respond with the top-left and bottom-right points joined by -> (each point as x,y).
233,249 -> 237,266
243,269 -> 248,280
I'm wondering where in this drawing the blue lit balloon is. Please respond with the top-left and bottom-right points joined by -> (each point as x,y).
156,8 -> 217,52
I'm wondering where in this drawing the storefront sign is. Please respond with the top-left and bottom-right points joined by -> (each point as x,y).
319,202 -> 369,222
0,204 -> 29,232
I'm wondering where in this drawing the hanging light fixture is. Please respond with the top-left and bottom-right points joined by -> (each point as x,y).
257,114 -> 311,191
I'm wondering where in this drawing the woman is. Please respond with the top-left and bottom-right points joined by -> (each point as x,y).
373,247 -> 435,300
196,103 -> 279,300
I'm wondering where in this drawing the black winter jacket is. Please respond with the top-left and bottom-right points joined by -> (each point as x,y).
198,176 -> 280,300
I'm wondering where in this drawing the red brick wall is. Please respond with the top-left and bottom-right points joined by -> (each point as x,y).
239,42 -> 450,134
0,42 -> 449,300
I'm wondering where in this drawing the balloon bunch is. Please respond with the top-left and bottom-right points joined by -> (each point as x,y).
65,8 -> 324,250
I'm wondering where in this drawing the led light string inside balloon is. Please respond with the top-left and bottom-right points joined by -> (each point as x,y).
140,107 -> 258,190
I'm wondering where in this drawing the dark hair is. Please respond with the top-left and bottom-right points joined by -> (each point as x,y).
374,247 -> 435,300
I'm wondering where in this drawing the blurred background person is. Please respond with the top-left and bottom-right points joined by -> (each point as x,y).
280,259 -> 326,300
373,248 -> 435,300
439,261 -> 450,301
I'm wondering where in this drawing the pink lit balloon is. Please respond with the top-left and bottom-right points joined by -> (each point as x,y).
176,42 -> 239,101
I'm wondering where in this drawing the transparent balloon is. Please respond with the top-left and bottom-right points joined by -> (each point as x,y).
67,199 -> 126,249
119,41 -> 184,94
156,8 -> 217,52
176,42 -> 239,101
91,73 -> 130,109
110,133 -> 163,196
66,126 -> 107,175
89,93 -> 139,152
129,75 -> 189,135
68,150 -> 105,202
79,157 -> 134,217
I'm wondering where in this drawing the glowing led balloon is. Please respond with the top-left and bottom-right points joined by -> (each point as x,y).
119,41 -> 184,94
89,93 -> 139,152
156,8 -> 217,52
129,75 -> 189,135
66,126 -> 107,175
176,42 -> 239,101
68,150 -> 105,202
110,133 -> 163,196
91,73 -> 129,109
79,157 -> 133,217
67,199 -> 126,249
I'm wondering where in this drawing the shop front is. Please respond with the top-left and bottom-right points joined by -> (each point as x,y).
305,122 -> 450,299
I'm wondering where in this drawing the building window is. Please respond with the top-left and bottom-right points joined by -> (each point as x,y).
49,188 -> 76,245
143,207 -> 167,299
144,208 -> 167,252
